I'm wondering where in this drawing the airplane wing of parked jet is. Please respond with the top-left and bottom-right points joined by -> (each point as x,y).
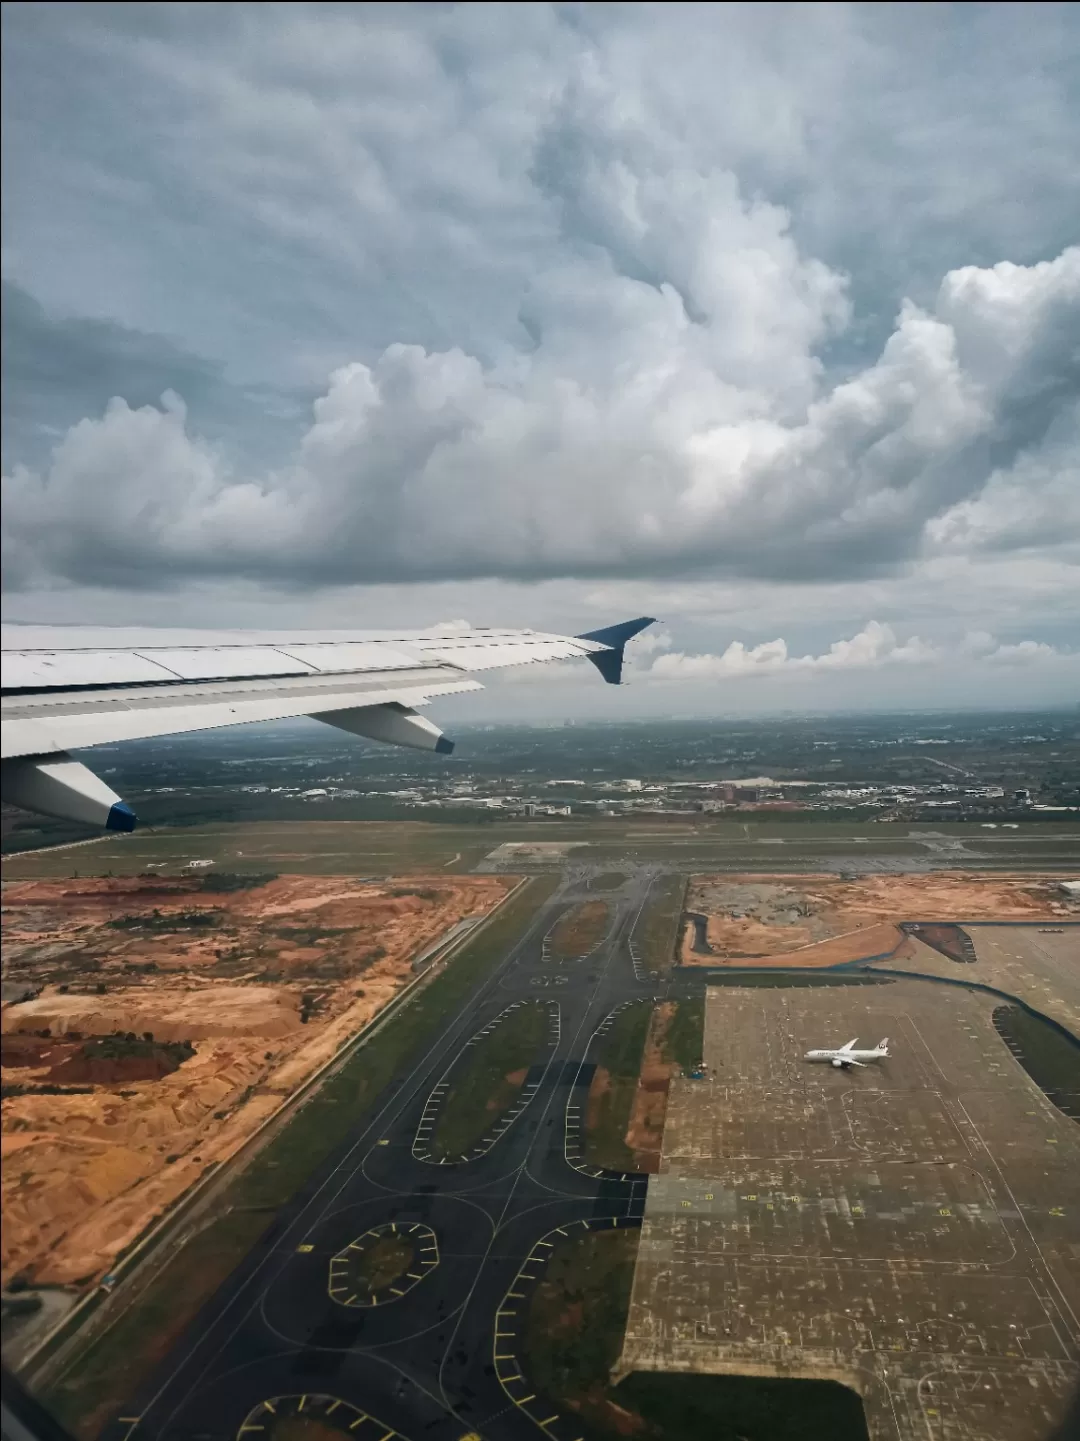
1,617 -> 654,831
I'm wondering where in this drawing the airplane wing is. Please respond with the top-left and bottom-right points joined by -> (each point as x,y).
845,1058 -> 867,1067
1,617 -> 654,830
840,1038 -> 859,1052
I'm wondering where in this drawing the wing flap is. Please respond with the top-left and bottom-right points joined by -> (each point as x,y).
2,668 -> 481,758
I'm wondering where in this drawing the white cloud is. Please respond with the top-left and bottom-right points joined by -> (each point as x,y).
3,244 -> 1077,592
2,0 -> 1078,713
644,620 -> 1067,683
647,621 -> 940,681
984,639 -> 1060,665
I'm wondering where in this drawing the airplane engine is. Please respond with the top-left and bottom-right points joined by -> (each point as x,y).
832,1057 -> 844,1068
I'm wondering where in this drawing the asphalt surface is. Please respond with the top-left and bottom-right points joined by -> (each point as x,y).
106,869 -> 668,1441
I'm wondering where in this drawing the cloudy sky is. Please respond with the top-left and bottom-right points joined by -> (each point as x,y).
2,2 -> 1078,719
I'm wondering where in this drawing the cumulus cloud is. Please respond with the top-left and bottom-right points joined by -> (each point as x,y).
2,0 -> 1078,695
647,621 -> 943,681
3,243 -> 1078,592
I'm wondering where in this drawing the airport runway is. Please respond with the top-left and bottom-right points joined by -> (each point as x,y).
105,870 -> 665,1441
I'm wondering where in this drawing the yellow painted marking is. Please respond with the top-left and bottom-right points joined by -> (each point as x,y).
555,1226 -> 568,1235
347,1294 -> 359,1305
378,1429 -> 395,1440
390,1287 -> 405,1296
680,1200 -> 692,1208
503,1373 -> 523,1383
297,1243 -> 314,1253
377,1139 -> 390,1145
263,1403 -> 277,1415
519,1394 -> 536,1404
1050,1207 -> 1065,1217
495,1352 -> 516,1360
328,1402 -> 341,1415
704,1193 -> 714,1201
508,1290 -> 526,1299
539,1416 -> 560,1427
349,1417 -> 369,1431
407,1272 -> 424,1280
939,1208 -> 952,1217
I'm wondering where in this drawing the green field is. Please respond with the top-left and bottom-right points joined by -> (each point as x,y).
662,998 -> 705,1071
525,1227 -> 870,1441
550,900 -> 611,957
431,1000 -> 550,1158
638,873 -> 686,974
38,874 -> 559,1437
4,816 -> 1078,881
585,1002 -> 653,1171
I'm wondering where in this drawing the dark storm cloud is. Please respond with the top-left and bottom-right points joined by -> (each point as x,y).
1,281 -> 311,473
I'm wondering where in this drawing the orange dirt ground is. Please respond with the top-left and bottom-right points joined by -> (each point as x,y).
680,872 -> 1069,967
1,873 -> 511,1286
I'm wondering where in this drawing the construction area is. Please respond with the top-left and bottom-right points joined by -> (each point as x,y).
0,872 -> 510,1287
681,873 -> 1076,967
619,979 -> 1080,1441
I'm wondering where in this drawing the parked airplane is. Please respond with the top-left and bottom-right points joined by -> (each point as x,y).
0,617 -> 653,830
804,1037 -> 889,1069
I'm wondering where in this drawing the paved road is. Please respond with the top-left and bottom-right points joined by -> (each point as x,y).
106,869 -> 667,1441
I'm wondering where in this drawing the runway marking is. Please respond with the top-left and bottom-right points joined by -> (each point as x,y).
411,999 -> 561,1164
491,1214 -> 643,1439
328,1222 -> 439,1309
237,1395 -> 396,1441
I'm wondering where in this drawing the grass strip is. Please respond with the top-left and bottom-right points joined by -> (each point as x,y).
526,1227 -> 638,1404
550,900 -> 610,957
662,997 -> 705,1072
584,1002 -> 652,1171
525,1228 -> 871,1441
639,874 -> 685,974
41,873 -> 559,1436
432,1000 -> 549,1158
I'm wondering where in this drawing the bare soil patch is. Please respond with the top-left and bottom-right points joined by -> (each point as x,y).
681,873 -> 1063,968
1,872 -> 510,1285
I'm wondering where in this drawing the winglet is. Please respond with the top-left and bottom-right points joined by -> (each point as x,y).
575,617 -> 656,685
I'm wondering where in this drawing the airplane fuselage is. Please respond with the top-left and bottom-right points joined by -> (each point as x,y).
804,1040 -> 889,1069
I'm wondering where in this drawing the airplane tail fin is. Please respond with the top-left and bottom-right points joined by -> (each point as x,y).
878,1037 -> 889,1052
